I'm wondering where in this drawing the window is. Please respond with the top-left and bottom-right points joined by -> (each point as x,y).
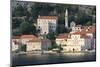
44,32 -> 46,34
49,26 -> 51,28
53,26 -> 56,28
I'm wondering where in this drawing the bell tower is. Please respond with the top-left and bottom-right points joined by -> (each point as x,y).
65,9 -> 68,28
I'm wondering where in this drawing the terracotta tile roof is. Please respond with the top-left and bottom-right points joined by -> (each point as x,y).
28,39 -> 51,43
20,35 -> 38,39
56,34 -> 69,39
72,26 -> 95,39
38,16 -> 58,19
88,26 -> 96,33
73,30 -> 86,35
80,34 -> 91,39
76,25 -> 82,27
28,39 -> 41,42
83,26 -> 96,30
56,26 -> 96,40
74,26 -> 96,34
56,34 -> 91,40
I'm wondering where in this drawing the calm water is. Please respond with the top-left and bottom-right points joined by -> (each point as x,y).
12,52 -> 96,66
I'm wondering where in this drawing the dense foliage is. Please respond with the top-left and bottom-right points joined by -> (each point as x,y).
12,1 -> 96,36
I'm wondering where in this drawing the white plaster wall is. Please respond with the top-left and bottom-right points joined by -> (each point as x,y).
26,42 -> 41,51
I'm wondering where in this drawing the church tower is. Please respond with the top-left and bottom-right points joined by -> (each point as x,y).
65,9 -> 68,28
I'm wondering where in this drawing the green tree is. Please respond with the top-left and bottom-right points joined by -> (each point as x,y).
19,22 -> 36,35
46,33 -> 56,40
12,29 -> 21,36
58,44 -> 63,53
20,45 -> 26,52
13,5 -> 27,17
86,21 -> 92,26
12,18 -> 23,29
48,43 -> 58,50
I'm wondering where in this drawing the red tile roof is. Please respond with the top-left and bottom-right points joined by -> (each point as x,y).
28,39 -> 41,42
56,34 -> 69,39
28,39 -> 51,43
80,34 -> 91,39
20,35 -> 38,39
56,26 -> 95,40
74,26 -> 96,35
76,25 -> 82,27
38,16 -> 58,19
72,26 -> 96,39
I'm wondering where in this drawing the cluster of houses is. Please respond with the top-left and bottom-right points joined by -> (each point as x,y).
12,35 -> 51,52
12,9 -> 96,52
56,24 -> 96,52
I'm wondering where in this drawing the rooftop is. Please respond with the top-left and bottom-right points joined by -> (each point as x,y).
20,35 -> 38,39
28,39 -> 51,43
56,33 -> 69,39
38,15 -> 58,19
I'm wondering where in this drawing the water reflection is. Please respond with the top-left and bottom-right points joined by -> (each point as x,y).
12,52 -> 96,66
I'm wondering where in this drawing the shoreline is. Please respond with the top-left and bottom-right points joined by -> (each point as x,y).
12,50 -> 96,56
